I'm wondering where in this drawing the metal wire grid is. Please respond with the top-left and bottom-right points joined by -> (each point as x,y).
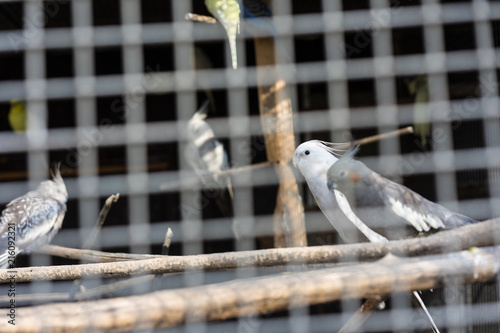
0,0 -> 499,332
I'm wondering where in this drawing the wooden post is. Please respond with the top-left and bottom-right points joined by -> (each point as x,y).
253,34 -> 307,248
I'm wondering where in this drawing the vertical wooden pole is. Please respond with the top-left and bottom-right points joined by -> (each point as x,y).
253,36 -> 307,248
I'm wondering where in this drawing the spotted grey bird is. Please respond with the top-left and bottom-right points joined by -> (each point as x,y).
185,101 -> 236,236
326,145 -> 477,241
0,165 -> 68,269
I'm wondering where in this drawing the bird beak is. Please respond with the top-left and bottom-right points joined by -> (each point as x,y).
326,178 -> 336,192
292,155 -> 299,168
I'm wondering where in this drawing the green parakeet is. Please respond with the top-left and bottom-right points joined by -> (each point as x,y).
8,99 -> 26,132
205,0 -> 241,69
407,75 -> 430,145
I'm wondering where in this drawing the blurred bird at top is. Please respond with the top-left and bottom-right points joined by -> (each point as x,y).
8,99 -> 26,133
407,75 -> 430,145
185,101 -> 236,236
239,0 -> 290,62
205,0 -> 241,69
240,0 -> 272,30
0,165 -> 68,268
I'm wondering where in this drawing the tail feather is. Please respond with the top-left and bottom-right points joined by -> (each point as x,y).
227,27 -> 238,69
0,245 -> 21,269
0,251 -> 11,269
445,213 -> 478,229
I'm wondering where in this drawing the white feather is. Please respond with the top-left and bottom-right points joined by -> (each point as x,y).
334,190 -> 388,243
388,197 -> 444,232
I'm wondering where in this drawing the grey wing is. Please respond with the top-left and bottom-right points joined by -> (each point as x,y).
0,196 -> 65,253
185,139 -> 228,184
185,142 -> 207,177
200,139 -> 226,175
380,175 -> 474,232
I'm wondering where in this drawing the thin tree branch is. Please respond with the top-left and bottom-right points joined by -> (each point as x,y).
159,127 -> 413,192
36,245 -> 164,262
162,228 -> 173,255
159,162 -> 272,191
83,193 -> 120,250
185,13 -> 217,24
3,246 -> 499,332
344,126 -> 414,149
8,218 -> 499,283
69,193 -> 120,300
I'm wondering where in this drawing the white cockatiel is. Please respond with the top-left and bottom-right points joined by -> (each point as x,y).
293,140 -> 386,244
293,140 -> 440,333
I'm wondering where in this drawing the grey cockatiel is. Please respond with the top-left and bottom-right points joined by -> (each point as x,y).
294,140 -> 443,333
326,145 -> 477,241
185,101 -> 236,236
0,165 -> 68,268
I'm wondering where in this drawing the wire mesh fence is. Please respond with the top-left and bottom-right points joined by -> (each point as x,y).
0,0 -> 499,332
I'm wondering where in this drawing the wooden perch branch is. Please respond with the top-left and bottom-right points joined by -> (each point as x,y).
254,31 -> 306,247
3,246 -> 499,332
7,218 -> 499,283
0,275 -> 157,305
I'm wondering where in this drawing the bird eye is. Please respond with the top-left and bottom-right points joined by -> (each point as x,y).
305,150 -> 310,155
339,170 -> 347,177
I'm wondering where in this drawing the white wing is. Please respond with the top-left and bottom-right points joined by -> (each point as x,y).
334,190 -> 389,243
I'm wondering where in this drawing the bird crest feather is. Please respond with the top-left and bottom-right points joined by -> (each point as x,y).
193,100 -> 210,120
318,141 -> 348,158
50,163 -> 64,188
340,142 -> 360,161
